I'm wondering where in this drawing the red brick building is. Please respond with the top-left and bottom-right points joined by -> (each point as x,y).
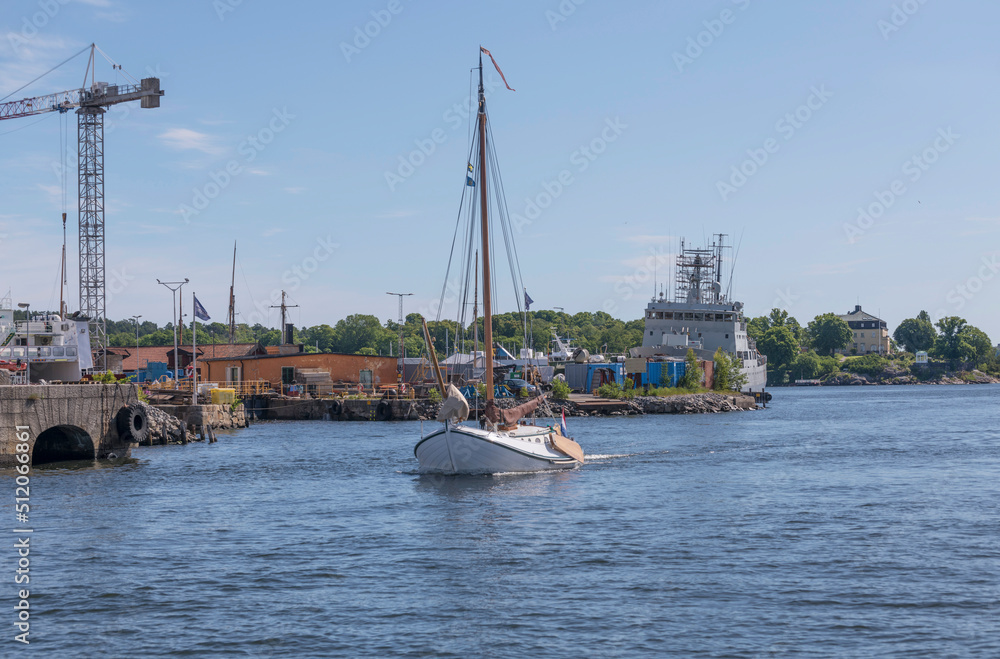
202,352 -> 397,390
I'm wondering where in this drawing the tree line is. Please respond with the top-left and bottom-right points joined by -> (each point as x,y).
747,308 -> 997,385
105,310 -> 645,358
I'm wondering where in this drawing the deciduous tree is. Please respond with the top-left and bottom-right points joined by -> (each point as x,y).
807,313 -> 852,356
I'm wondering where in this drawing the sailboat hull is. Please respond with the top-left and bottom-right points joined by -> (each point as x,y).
415,424 -> 580,475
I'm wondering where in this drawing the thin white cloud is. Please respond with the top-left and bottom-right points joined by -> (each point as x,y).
158,127 -> 225,156
283,187 -> 306,194
262,227 -> 284,237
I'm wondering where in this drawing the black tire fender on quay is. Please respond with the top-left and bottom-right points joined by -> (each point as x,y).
375,400 -> 393,421
116,404 -> 150,443
329,400 -> 343,417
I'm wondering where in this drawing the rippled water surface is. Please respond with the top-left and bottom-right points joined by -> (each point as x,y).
11,385 -> 1000,657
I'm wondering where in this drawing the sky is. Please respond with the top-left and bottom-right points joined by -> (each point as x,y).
1,0 -> 998,341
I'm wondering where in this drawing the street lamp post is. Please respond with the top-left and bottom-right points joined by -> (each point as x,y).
157,278 -> 188,379
17,303 -> 30,384
131,315 -> 142,380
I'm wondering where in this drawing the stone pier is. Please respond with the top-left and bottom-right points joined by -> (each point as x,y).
0,384 -> 140,467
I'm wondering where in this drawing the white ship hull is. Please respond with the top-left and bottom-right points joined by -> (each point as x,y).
415,423 -> 580,474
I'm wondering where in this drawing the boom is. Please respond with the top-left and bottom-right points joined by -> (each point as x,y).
0,78 -> 162,121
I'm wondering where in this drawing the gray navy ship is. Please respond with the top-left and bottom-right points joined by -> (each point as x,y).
629,235 -> 767,394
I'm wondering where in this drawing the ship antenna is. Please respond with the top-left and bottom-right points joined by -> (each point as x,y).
725,229 -> 745,301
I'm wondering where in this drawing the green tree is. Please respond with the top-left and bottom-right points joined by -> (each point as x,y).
748,308 -> 803,345
713,348 -> 747,392
844,353 -> 887,377
807,313 -> 852,356
333,314 -> 384,354
893,317 -> 936,353
791,351 -> 820,379
959,325 -> 992,366
551,379 -> 570,400
932,316 -> 968,362
758,325 -> 798,368
679,348 -> 703,389
747,316 -> 770,343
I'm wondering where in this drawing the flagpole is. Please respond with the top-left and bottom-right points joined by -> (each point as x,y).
192,291 -> 198,406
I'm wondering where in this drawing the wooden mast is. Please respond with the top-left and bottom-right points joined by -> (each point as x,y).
477,50 -> 494,408
227,241 -> 237,343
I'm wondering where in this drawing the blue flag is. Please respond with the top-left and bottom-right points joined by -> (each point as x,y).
524,290 -> 534,310
193,296 -> 210,321
466,176 -> 475,187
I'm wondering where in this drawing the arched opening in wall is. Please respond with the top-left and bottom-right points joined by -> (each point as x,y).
32,425 -> 95,465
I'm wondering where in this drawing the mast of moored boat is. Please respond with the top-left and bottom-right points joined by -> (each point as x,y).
477,50 -> 494,416
227,241 -> 237,343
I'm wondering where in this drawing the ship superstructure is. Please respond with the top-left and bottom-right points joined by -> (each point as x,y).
629,235 -> 767,393
0,295 -> 93,383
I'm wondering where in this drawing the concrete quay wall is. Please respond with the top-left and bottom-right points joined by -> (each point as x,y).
0,384 -> 140,467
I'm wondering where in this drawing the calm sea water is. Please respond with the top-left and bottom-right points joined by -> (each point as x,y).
10,385 -> 1000,657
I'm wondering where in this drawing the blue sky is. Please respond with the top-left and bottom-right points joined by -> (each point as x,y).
1,0 -> 998,341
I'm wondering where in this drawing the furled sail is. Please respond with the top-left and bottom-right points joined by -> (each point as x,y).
436,384 -> 470,422
484,394 -> 545,425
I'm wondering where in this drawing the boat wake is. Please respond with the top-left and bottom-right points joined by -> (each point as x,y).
585,453 -> 637,461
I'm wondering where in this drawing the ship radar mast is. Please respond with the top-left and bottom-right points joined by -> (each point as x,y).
673,234 -> 730,305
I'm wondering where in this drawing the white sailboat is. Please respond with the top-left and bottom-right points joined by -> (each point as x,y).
414,48 -> 584,475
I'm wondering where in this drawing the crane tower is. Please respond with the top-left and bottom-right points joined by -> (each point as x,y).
0,44 -> 164,367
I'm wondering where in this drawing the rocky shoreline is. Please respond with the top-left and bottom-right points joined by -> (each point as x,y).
813,368 -> 999,387
143,401 -> 247,444
402,392 -> 759,420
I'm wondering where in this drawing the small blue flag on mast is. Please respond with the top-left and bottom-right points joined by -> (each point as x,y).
193,296 -> 210,321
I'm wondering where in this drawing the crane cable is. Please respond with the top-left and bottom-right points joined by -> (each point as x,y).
0,44 -> 91,103
93,43 -> 140,86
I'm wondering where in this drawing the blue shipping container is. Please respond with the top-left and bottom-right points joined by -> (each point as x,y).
646,361 -> 685,388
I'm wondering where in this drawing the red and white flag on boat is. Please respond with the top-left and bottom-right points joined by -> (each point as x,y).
480,47 -> 515,91
560,409 -> 568,437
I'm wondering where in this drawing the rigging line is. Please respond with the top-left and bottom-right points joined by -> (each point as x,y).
92,43 -> 140,86
0,43 -> 91,103
485,114 -> 527,301
436,129 -> 479,322
0,112 -> 55,136
467,67 -> 476,160
485,123 -> 524,320
456,167 -> 474,329
726,229 -> 744,301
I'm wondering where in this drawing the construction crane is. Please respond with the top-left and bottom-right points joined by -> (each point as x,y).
0,44 -> 164,369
